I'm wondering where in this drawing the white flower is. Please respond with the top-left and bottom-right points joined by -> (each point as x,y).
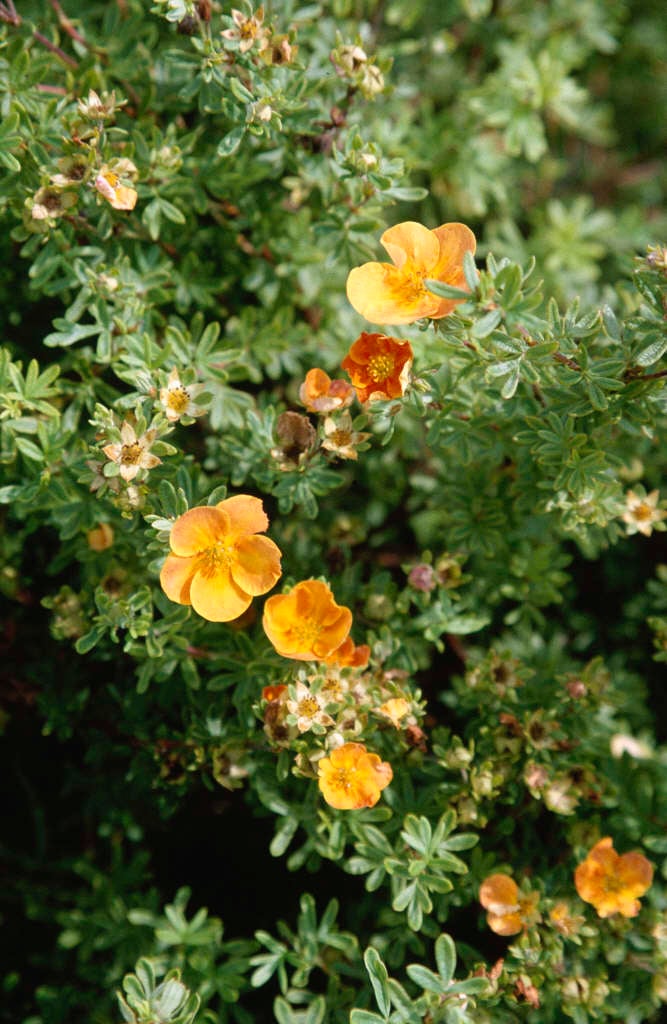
102,421 -> 161,481
622,489 -> 666,536
159,369 -> 205,423
286,681 -> 334,733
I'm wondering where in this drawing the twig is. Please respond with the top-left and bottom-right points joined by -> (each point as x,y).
36,83 -> 68,95
32,29 -> 78,67
636,369 -> 667,382
0,0 -> 20,25
49,0 -> 88,48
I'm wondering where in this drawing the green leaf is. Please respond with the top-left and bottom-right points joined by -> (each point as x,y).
424,279 -> 472,300
472,309 -> 502,337
434,934 -> 456,985
636,337 -> 667,367
218,126 -> 245,158
364,947 -> 391,1018
406,964 -> 444,993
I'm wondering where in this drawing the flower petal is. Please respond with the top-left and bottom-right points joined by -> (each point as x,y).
479,874 -> 520,914
231,535 -> 282,595
381,221 -> 440,270
169,506 -> 230,556
218,494 -> 268,536
189,566 -> 251,622
347,263 -> 426,325
160,553 -> 196,605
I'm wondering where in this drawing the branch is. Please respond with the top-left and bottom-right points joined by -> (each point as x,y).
32,29 -> 78,67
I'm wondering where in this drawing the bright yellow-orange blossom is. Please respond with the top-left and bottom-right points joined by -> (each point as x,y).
346,220 -> 476,325
317,742 -> 393,809
574,837 -> 653,918
160,495 -> 282,622
262,579 -> 352,661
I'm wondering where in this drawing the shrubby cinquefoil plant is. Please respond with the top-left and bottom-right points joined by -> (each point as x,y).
1,1 -> 667,1023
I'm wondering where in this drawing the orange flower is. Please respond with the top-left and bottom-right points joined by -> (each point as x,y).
574,837 -> 653,918
479,874 -> 539,936
160,495 -> 282,622
317,741 -> 393,809
341,333 -> 413,404
346,221 -> 476,325
262,684 -> 287,702
262,579 -> 352,661
324,635 -> 370,669
298,368 -> 355,414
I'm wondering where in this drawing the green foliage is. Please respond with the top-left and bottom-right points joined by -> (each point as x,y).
2,1 -> 667,1024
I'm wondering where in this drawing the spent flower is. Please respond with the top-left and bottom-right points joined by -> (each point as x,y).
479,874 -> 540,936
298,368 -> 355,414
321,412 -> 371,460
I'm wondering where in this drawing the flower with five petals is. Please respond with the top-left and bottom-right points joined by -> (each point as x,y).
160,495 -> 282,622
346,221 -> 476,325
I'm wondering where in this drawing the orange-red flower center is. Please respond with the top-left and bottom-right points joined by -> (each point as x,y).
367,354 -> 394,382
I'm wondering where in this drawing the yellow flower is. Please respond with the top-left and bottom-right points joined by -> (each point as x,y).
479,874 -> 540,936
376,697 -> 410,728
574,837 -> 653,918
102,421 -> 161,481
622,489 -> 666,536
159,369 -> 206,422
263,579 -> 352,661
341,333 -> 413,404
346,221 -> 476,325
160,495 -> 282,622
317,741 -> 393,810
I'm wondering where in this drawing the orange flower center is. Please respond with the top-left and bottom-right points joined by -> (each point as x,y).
392,263 -> 427,304
196,541 -> 233,578
332,765 -> 354,792
296,695 -> 319,718
294,619 -> 323,646
120,442 -> 143,465
367,355 -> 394,382
633,502 -> 653,522
166,386 -> 191,414
240,19 -> 258,39
329,428 -> 353,446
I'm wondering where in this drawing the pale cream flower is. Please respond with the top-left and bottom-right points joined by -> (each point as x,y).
622,489 -> 666,536
286,681 -> 334,733
159,369 -> 206,422
321,412 -> 371,461
102,421 -> 161,481
221,7 -> 268,53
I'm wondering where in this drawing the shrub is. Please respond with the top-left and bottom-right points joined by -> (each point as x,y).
2,1 -> 666,1022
